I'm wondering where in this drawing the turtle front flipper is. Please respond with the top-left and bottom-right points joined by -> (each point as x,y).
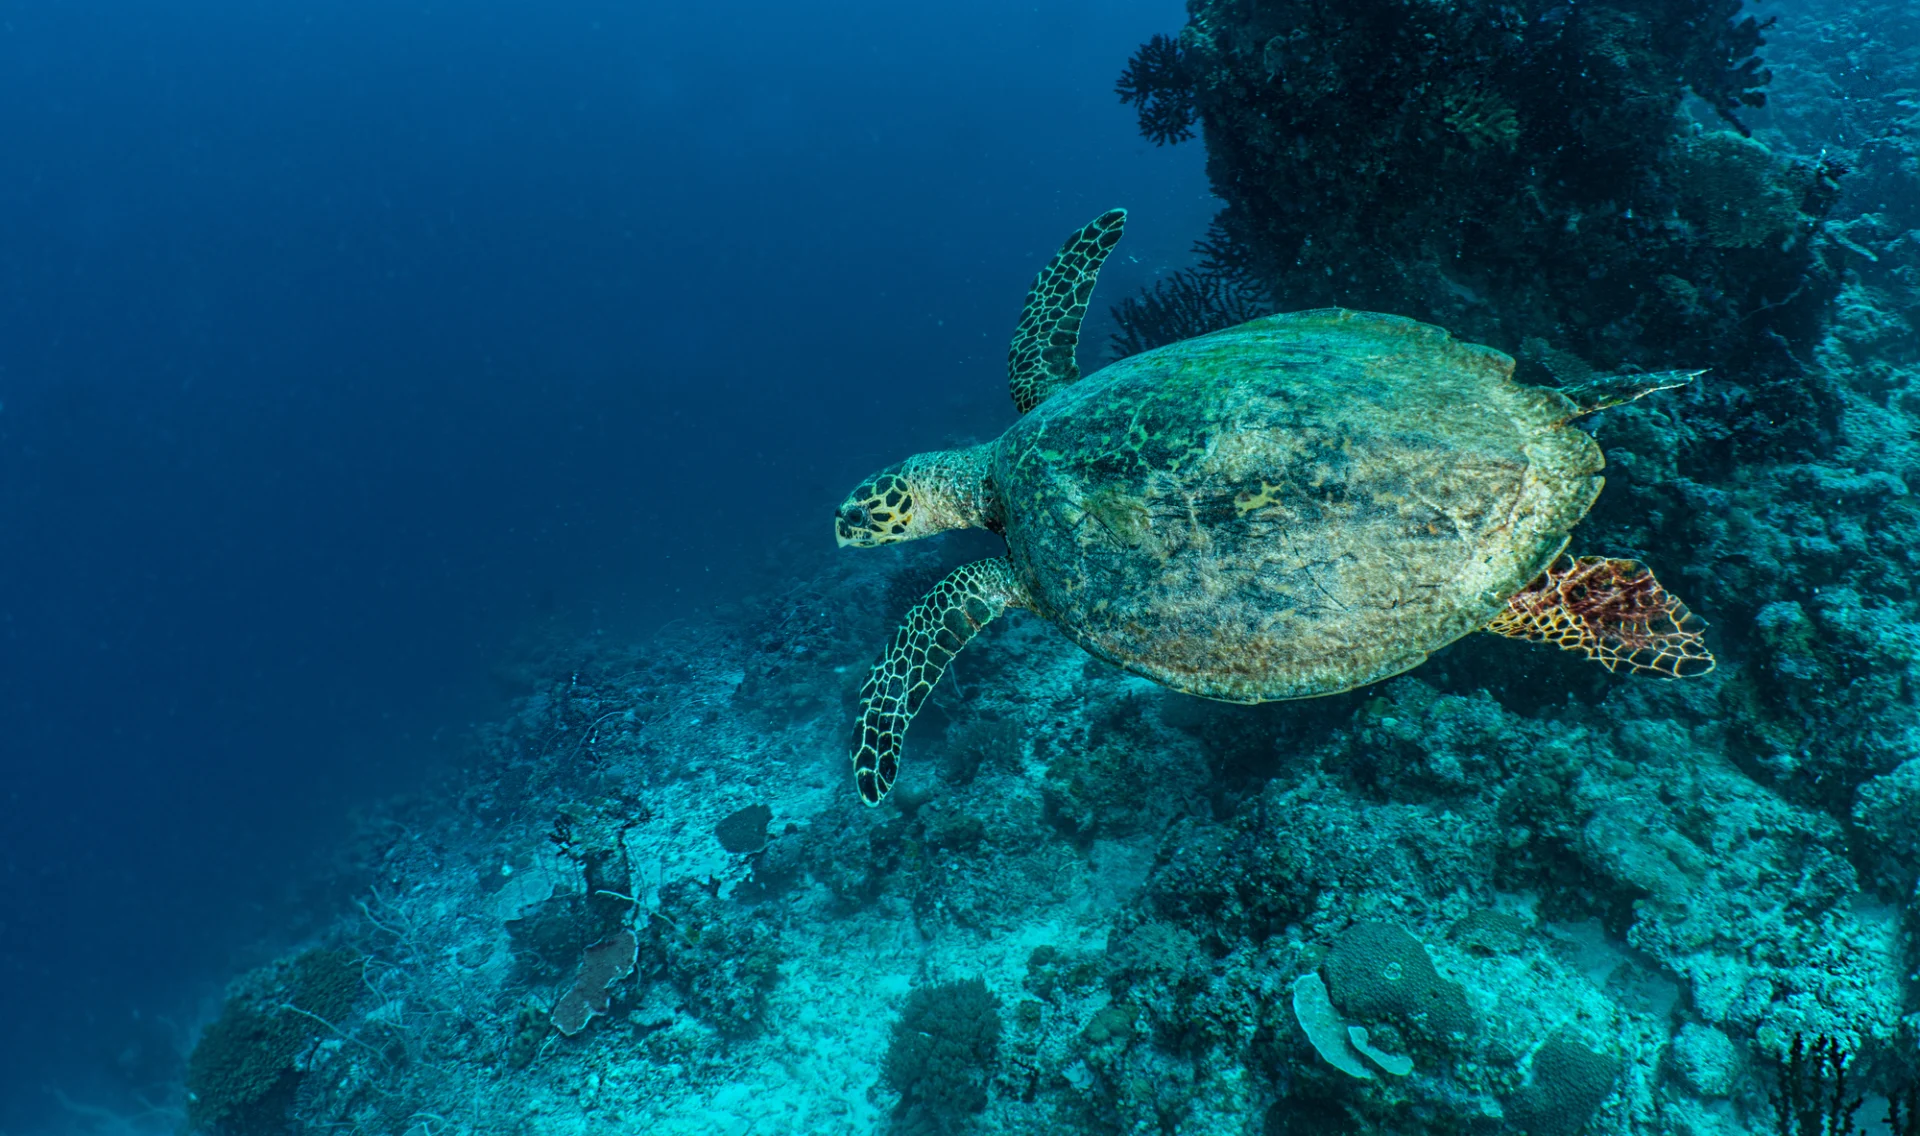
852,557 -> 1029,805
1008,209 -> 1127,414
1484,556 -> 1715,677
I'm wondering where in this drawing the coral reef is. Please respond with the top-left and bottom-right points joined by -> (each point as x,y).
1675,131 -> 1822,250
174,502 -> 1918,1134
1110,0 -> 1847,473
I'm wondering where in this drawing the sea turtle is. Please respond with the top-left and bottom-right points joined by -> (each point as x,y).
834,209 -> 1713,805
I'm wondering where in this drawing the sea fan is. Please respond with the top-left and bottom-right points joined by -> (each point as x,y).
1116,33 -> 1197,146
1109,268 -> 1271,359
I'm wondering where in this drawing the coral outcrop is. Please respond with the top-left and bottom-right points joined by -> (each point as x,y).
1113,0 -> 1846,469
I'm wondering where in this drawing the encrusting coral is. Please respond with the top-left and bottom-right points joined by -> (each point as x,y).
184,948 -> 361,1134
550,930 -> 637,1037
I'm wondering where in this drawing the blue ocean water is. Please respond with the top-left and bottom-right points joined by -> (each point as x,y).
0,1 -> 1194,1127
2,0 -> 1916,1134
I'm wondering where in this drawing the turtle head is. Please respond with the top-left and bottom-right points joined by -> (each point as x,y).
835,462 -> 926,547
835,445 -> 999,547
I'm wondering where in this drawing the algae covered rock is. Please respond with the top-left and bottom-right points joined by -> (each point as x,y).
1668,1022 -> 1740,1099
645,884 -> 783,1037
1448,909 -> 1531,957
1853,758 -> 1920,893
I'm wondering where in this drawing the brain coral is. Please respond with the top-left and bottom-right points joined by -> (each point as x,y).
1502,1030 -> 1624,1136
1322,921 -> 1473,1044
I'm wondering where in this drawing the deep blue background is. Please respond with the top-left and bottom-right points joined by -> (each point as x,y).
0,0 -> 1204,1127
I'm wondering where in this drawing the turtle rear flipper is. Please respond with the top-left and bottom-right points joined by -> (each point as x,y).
1558,369 -> 1705,415
1484,556 -> 1714,677
1008,209 -> 1127,414
852,558 -> 1029,805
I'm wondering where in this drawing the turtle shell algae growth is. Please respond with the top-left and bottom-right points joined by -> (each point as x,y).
997,308 -> 1600,702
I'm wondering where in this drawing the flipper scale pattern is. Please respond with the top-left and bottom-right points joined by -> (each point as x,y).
1008,209 -> 1127,414
1484,556 -> 1714,677
852,557 -> 1026,804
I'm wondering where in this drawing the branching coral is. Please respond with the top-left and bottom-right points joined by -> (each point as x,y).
1440,86 -> 1519,152
186,949 -> 362,1134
